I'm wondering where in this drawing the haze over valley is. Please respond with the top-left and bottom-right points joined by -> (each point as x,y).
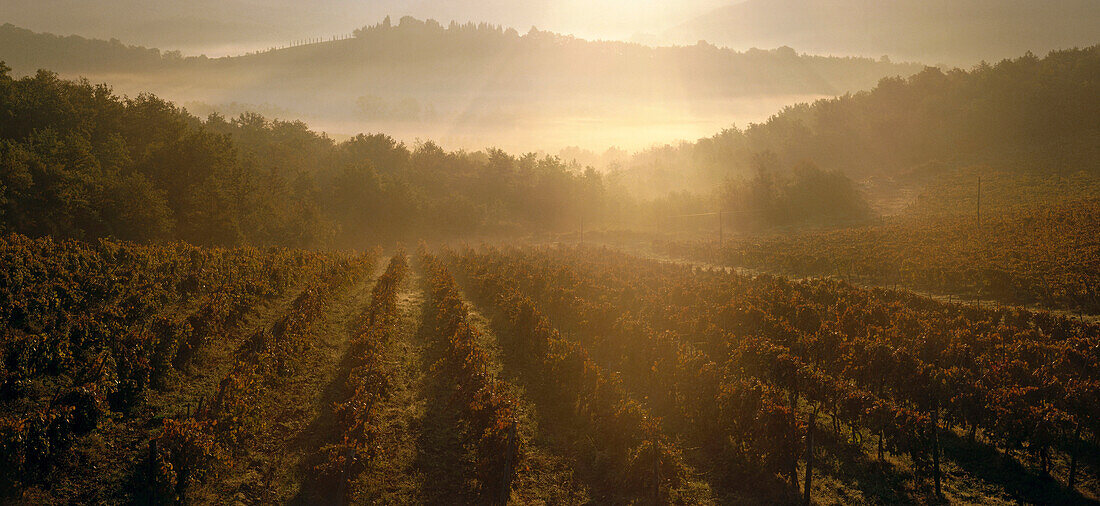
1,19 -> 918,153
3,1 -> 1094,153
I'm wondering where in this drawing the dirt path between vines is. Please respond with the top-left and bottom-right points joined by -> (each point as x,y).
459,296 -> 592,504
337,266 -> 429,502
341,263 -> 589,504
205,274 -> 380,504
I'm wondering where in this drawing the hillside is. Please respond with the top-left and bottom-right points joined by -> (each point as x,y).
619,46 -> 1100,195
671,0 -> 1100,66
0,19 -> 921,151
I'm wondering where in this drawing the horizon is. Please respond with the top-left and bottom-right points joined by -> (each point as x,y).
7,0 -> 1095,63
2,12 -> 905,61
0,0 -> 733,58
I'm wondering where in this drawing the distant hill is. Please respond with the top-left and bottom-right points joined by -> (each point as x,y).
671,0 -> 1100,65
0,20 -> 916,95
0,0 -> 729,56
0,0 -> 374,55
0,19 -> 921,151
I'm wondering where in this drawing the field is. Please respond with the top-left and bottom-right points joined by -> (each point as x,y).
2,233 -> 1097,504
657,169 -> 1100,316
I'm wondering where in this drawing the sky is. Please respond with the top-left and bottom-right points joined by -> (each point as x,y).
671,0 -> 1100,66
0,0 -> 733,56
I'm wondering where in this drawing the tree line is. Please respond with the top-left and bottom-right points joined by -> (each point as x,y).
0,63 -> 878,247
0,64 -> 617,248
625,46 -> 1100,191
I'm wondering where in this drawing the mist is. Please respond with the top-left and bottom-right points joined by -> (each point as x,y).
1,18 -> 919,155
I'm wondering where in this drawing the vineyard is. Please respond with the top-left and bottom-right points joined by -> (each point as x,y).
658,198 -> 1100,315
448,245 -> 1100,504
1,233 -> 1097,504
0,233 -> 375,502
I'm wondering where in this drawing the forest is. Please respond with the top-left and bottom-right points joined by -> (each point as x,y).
0,61 -> 883,247
622,46 -> 1100,193
0,63 -> 611,247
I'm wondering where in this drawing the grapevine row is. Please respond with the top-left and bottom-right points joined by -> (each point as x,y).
657,199 -> 1100,313
0,233 -> 335,492
458,246 -> 1099,499
419,252 -> 521,503
451,248 -> 932,500
146,255 -> 370,501
314,253 -> 409,500
450,251 -> 721,503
